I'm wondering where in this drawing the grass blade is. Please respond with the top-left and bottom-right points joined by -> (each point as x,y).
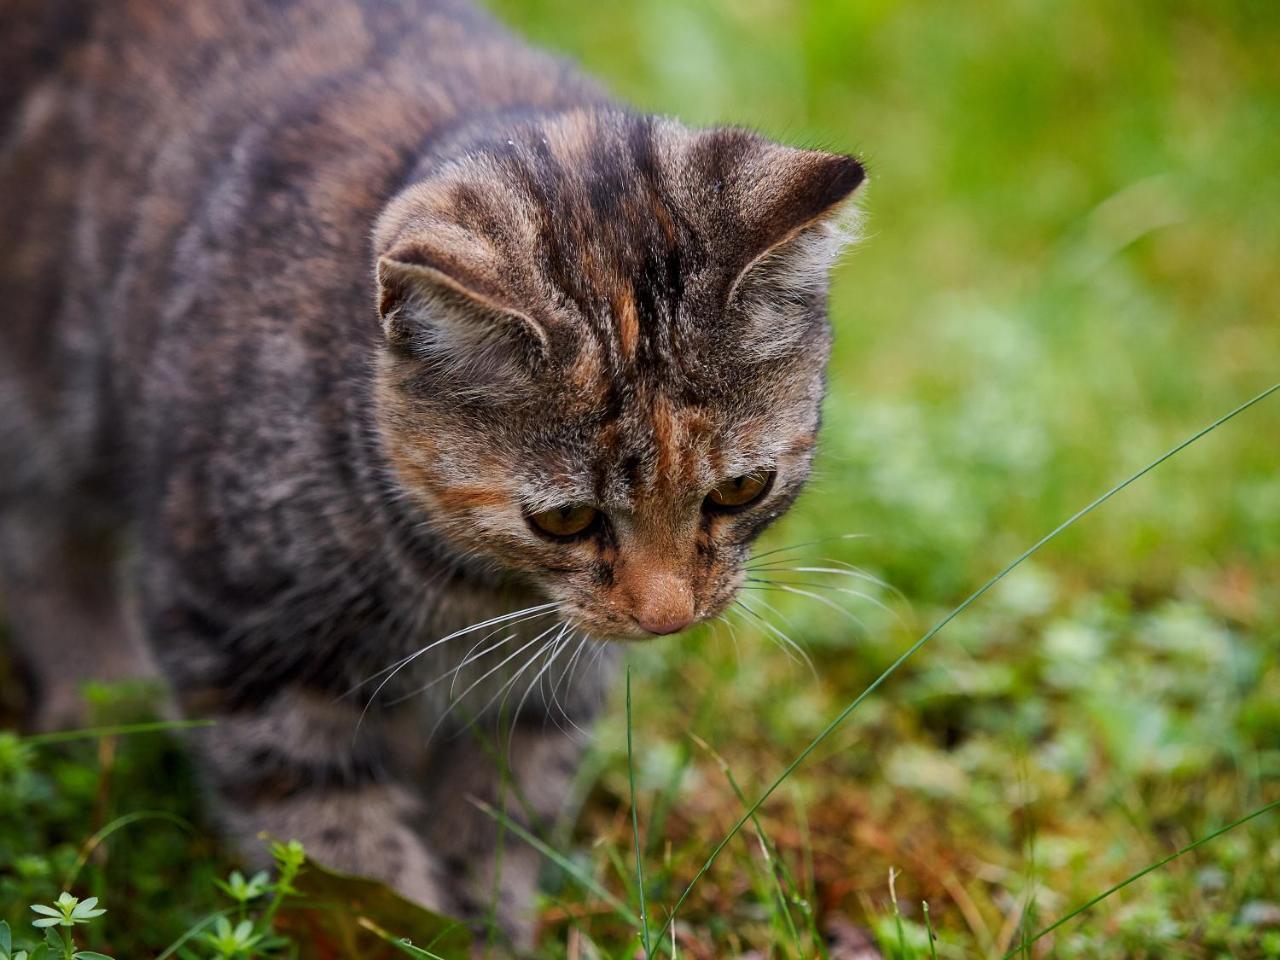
655,382 -> 1280,943
1000,798 -> 1279,958
63,810 -> 193,888
628,668 -> 653,958
24,719 -> 215,746
357,917 -> 448,959
155,909 -> 234,960
690,734 -> 812,957
470,797 -> 642,927
923,901 -> 938,960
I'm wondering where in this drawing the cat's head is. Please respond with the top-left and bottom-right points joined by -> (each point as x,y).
372,109 -> 864,640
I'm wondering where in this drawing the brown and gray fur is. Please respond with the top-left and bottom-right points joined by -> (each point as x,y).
0,0 -> 864,947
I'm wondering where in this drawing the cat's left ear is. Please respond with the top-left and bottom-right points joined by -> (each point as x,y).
374,237 -> 549,381
717,140 -> 867,305
670,125 -> 864,293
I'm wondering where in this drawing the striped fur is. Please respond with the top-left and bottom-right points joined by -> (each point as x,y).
0,0 -> 864,948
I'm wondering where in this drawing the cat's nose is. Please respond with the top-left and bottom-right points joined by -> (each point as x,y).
633,610 -> 695,636
629,573 -> 696,636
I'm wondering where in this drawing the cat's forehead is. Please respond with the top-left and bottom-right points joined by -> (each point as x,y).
458,111 -> 716,348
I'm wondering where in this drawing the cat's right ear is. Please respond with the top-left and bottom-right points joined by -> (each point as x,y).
375,244 -> 549,380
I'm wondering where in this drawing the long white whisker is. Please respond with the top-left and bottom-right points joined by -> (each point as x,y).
427,621 -> 564,741
346,601 -> 559,700
523,629 -> 577,743
540,634 -> 575,734
747,534 -> 869,565
449,631 -> 517,698
743,580 -> 870,632
762,579 -> 902,629
353,603 -> 559,736
735,597 -> 816,677
714,613 -> 743,669
745,561 -> 906,603
482,623 -> 572,747
734,601 -> 801,667
549,633 -> 590,733
380,628 -> 521,708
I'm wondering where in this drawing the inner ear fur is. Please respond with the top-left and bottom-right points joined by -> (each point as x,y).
375,247 -> 548,378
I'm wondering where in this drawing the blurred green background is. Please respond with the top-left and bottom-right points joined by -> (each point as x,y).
484,0 -> 1280,956
2,2 -> 1277,957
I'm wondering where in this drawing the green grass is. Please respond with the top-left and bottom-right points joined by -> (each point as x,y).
4,1 -> 1280,957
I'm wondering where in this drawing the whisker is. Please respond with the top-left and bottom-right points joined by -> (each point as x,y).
353,603 -> 561,736
449,628 -> 521,698
379,627 -> 522,708
742,580 -> 870,633
733,602 -> 802,668
745,561 -> 907,604
582,634 -> 611,680
734,597 -> 816,677
714,613 -> 743,668
747,533 -> 870,565
549,633 -> 593,735
761,578 -> 904,630
345,600 -> 560,700
741,591 -> 801,633
427,621 -> 565,741
511,628 -> 576,749
481,623 -> 572,744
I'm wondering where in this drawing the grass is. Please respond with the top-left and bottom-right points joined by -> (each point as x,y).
3,0 -> 1280,957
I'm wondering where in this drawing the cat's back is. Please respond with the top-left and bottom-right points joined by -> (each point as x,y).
0,0 -> 601,499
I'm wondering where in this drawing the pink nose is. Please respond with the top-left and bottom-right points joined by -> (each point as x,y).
633,612 -> 695,636
625,570 -> 696,636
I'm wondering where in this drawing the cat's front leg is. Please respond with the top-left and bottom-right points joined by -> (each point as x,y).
181,683 -> 449,909
421,722 -> 586,953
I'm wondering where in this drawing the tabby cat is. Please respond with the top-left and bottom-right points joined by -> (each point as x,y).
0,0 -> 864,946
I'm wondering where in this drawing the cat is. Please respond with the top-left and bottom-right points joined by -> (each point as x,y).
0,0 -> 864,947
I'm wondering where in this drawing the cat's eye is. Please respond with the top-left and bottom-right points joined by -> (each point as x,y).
705,470 -> 775,511
527,504 -> 601,539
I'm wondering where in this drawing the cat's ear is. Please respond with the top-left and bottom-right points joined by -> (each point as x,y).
669,125 -> 865,303
375,240 -> 548,379
720,142 -> 866,305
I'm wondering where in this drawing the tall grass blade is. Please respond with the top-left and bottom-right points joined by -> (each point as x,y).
1000,797 -> 1279,958
63,810 -> 193,888
690,734 -> 811,956
155,909 -> 234,960
655,382 -> 1280,943
889,868 -> 906,959
470,797 -> 642,927
24,719 -> 216,745
628,668 -> 653,958
357,917 -> 448,959
923,901 -> 938,960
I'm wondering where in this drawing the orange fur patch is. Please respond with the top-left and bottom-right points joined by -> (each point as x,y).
613,286 -> 639,360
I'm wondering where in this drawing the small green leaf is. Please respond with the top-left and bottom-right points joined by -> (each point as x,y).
0,919 -> 11,953
69,898 -> 99,920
